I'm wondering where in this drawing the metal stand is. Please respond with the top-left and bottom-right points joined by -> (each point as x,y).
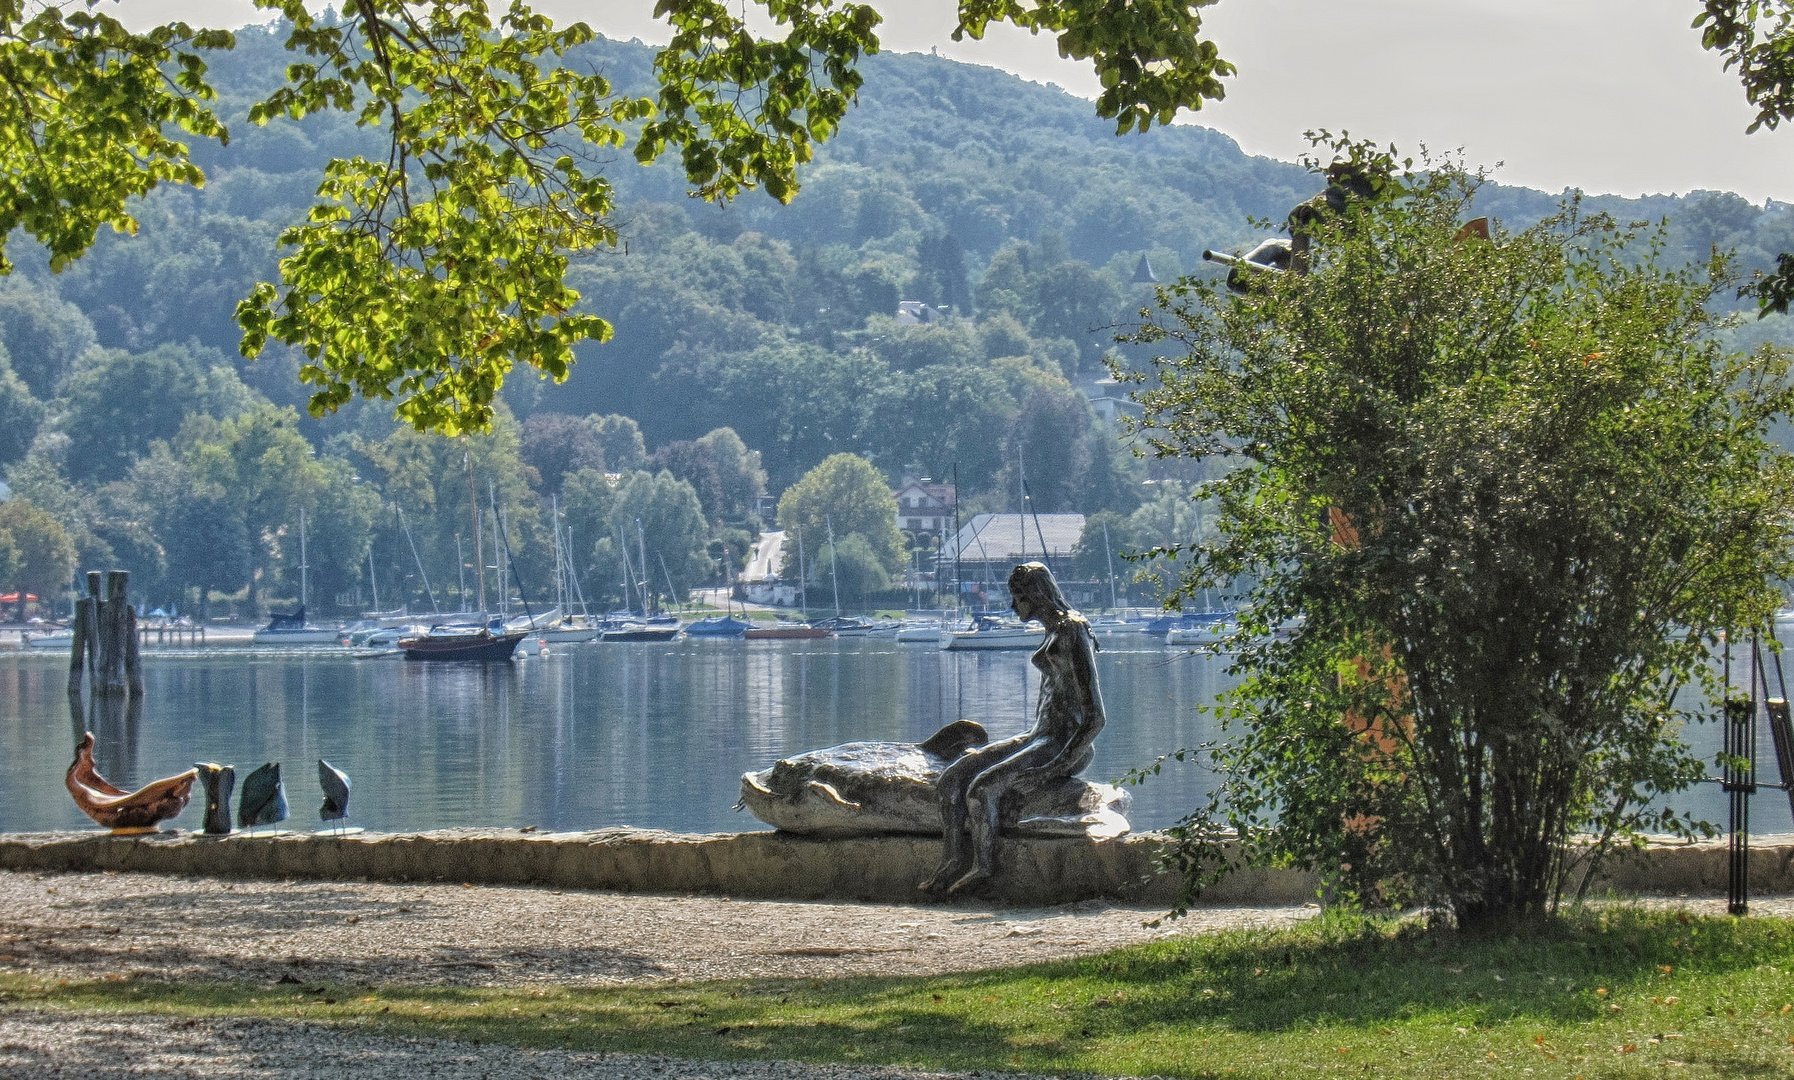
1720,630 -> 1794,916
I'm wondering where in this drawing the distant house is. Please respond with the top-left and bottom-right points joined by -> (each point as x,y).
1083,378 -> 1142,426
895,300 -> 947,325
892,477 -> 956,535
937,512 -> 1086,595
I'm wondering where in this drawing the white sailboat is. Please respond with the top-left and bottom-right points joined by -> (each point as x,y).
253,509 -> 340,645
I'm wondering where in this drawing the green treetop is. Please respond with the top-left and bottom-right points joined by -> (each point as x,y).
0,0 -> 1235,436
777,452 -> 904,577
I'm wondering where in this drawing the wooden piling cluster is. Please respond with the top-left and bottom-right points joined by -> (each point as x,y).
67,570 -> 142,699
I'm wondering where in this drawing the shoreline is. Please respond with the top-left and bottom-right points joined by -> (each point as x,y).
3,827 -> 1791,906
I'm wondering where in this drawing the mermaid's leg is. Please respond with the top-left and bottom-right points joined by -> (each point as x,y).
950,740 -> 1058,894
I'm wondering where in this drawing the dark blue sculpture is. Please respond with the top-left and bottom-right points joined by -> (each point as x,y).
194,762 -> 235,835
237,762 -> 288,830
318,759 -> 351,822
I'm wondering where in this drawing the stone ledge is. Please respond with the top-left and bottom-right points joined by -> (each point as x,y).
0,829 -> 1788,907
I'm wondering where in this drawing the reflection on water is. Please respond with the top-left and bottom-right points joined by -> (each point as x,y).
0,640 -> 1787,836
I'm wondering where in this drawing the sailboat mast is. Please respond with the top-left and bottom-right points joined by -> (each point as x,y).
489,480 -> 504,619
1016,442 -> 1026,562
827,516 -> 840,617
551,495 -> 566,613
636,518 -> 651,616
618,525 -> 636,616
298,507 -> 309,613
368,545 -> 378,612
455,533 -> 467,612
566,529 -> 589,616
399,507 -> 438,613
796,526 -> 806,618
951,462 -> 961,615
657,552 -> 679,614
1102,519 -> 1117,610
466,449 -> 484,615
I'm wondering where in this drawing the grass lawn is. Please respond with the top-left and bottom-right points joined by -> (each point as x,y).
3,907 -> 1792,1077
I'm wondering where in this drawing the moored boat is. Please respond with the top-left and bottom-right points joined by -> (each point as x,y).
1090,614 -> 1152,642
743,622 -> 831,640
815,615 -> 900,637
1159,610 -> 1240,647
683,614 -> 756,638
598,622 -> 682,642
398,622 -> 527,661
251,607 -> 340,646
938,615 -> 1045,651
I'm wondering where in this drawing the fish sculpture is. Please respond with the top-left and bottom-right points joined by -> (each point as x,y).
318,759 -> 351,822
193,762 -> 235,835
65,732 -> 197,833
237,762 -> 288,830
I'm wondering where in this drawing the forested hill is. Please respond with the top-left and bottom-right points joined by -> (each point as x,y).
2,25 -> 1792,616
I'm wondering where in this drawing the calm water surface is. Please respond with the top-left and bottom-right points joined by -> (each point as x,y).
0,639 -> 1232,835
1,640 -> 1785,836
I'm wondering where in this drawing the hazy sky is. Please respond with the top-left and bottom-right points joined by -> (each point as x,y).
109,0 -> 1794,202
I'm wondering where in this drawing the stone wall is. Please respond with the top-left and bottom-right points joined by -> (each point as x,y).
0,828 -> 1788,906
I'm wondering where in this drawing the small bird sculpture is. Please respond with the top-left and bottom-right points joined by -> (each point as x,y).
318,759 -> 351,824
237,762 -> 288,831
193,762 -> 236,835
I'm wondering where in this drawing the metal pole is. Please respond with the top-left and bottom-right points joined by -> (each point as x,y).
1724,632 -> 1756,915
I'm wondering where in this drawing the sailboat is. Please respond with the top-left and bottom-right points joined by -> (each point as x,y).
540,496 -> 600,642
253,509 -> 340,645
396,489 -> 529,660
597,519 -> 682,640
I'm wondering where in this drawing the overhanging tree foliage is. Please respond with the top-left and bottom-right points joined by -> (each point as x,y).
0,0 -> 1234,435
1698,1 -> 1794,315
1128,146 -> 1794,931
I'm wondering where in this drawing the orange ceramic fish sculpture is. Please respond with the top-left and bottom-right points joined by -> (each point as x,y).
65,732 -> 197,832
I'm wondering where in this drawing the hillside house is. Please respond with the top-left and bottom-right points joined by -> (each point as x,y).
893,477 -> 956,535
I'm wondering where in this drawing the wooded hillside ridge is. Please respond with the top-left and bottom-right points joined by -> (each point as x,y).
2,31 -> 1792,617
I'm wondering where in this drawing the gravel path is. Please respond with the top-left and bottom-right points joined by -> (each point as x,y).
1,870 -> 1788,1079
0,870 -> 1316,987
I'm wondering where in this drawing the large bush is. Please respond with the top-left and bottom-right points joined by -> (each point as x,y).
1132,146 -> 1794,931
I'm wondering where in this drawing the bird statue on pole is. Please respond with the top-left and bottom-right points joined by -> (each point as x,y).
237,762 -> 288,833
193,762 -> 235,835
318,759 -> 351,833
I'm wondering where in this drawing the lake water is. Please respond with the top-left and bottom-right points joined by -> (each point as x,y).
1,639 -> 1787,837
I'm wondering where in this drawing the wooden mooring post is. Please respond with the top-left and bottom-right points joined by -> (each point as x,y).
67,570 -> 142,700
